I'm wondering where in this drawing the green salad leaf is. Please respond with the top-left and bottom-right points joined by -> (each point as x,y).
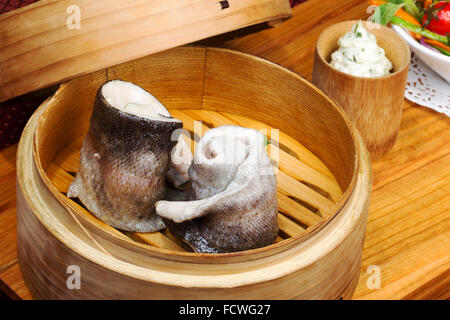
402,0 -> 423,20
385,0 -> 404,4
371,3 -> 405,26
263,134 -> 271,146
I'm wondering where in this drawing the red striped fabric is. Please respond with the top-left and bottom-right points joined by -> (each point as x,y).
0,0 -> 41,149
0,0 -> 38,14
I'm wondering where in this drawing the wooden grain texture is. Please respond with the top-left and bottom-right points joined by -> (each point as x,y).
16,45 -> 370,299
200,0 -> 372,80
0,263 -> 32,300
200,47 -> 359,193
312,21 -> 410,161
0,144 -> 32,300
201,0 -> 449,299
182,109 -> 342,201
0,0 -> 448,300
352,107 -> 450,300
222,112 -> 335,178
0,205 -> 17,272
0,145 -> 18,272
41,109 -> 336,249
30,45 -> 360,267
15,96 -> 370,299
0,0 -> 291,103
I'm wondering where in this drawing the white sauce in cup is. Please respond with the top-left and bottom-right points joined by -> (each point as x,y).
330,21 -> 393,78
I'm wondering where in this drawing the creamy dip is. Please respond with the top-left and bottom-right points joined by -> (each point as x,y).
330,21 -> 393,78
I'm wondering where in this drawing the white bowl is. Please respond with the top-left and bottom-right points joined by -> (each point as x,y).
392,25 -> 450,83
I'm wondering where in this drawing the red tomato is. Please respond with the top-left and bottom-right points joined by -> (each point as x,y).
423,2 -> 450,36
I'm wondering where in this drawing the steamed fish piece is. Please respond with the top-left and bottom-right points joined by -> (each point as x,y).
68,80 -> 182,232
156,126 -> 278,253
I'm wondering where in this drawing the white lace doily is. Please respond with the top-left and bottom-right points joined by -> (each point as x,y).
405,53 -> 450,116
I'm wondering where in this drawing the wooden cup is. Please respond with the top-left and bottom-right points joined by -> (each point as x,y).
312,21 -> 410,161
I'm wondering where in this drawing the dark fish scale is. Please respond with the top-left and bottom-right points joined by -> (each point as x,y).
163,126 -> 279,253
168,174 -> 278,253
68,81 -> 182,232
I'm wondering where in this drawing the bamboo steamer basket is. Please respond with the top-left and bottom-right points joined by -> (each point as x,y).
16,46 -> 372,299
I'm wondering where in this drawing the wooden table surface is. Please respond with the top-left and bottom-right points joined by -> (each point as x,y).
0,0 -> 449,300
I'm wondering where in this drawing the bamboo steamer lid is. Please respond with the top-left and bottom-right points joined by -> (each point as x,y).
0,0 -> 292,103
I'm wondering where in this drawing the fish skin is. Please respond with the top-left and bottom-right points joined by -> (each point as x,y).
68,82 -> 182,232
166,174 -> 278,253
159,126 -> 279,253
